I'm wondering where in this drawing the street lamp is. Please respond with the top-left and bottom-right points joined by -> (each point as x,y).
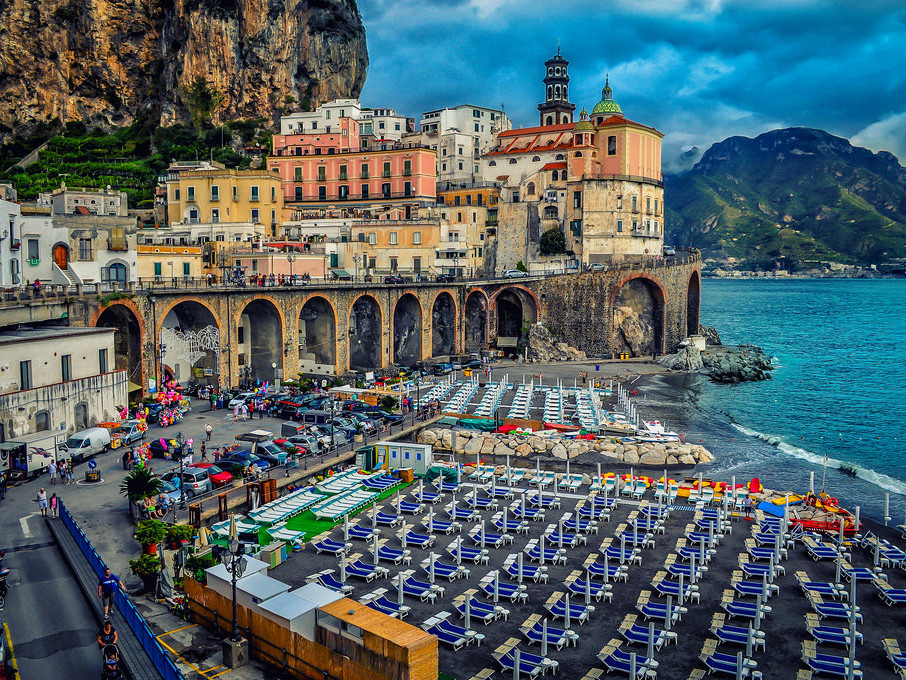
214,522 -> 249,668
287,253 -> 295,284
171,431 -> 186,509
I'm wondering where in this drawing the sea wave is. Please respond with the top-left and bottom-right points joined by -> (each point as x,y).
731,422 -> 906,499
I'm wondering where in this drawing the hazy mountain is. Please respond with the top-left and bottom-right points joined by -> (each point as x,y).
665,128 -> 906,266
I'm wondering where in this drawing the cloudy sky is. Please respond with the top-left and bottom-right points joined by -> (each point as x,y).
356,0 -> 906,172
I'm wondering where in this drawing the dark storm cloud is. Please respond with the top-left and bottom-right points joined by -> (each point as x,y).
357,0 -> 906,170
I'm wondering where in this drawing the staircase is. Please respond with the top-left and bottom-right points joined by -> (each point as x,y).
52,262 -> 82,287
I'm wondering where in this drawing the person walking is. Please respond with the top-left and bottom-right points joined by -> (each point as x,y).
37,487 -> 48,517
200,442 -> 208,462
49,493 -> 58,519
743,495 -> 753,520
48,459 -> 57,485
98,567 -> 123,619
122,448 -> 132,470
205,423 -> 213,441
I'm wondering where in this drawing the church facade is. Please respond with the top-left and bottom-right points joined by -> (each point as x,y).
482,50 -> 665,274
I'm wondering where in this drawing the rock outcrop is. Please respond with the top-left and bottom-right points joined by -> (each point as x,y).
699,324 -> 723,346
659,344 -> 704,371
417,427 -> 714,466
0,0 -> 368,138
526,324 -> 586,362
702,345 -> 774,383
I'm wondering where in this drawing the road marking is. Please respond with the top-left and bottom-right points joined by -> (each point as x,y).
3,622 -> 19,677
18,513 -> 38,538
157,626 -> 233,679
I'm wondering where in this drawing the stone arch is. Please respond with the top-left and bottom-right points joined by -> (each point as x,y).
431,291 -> 457,357
52,242 -> 70,269
393,293 -> 422,367
610,274 -> 667,357
92,299 -> 145,397
238,297 -> 284,383
526,182 -> 536,196
349,294 -> 382,372
298,295 -> 337,373
465,290 -> 489,353
687,270 -> 701,337
74,402 -> 89,430
492,286 -> 538,350
35,410 -> 50,432
159,299 -> 223,386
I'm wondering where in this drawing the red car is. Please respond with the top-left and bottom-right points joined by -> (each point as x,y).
192,462 -> 233,487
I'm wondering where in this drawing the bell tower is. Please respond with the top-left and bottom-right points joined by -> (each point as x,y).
537,46 -> 575,126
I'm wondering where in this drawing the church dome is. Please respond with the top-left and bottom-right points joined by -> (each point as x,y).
591,77 -> 622,116
573,109 -> 594,132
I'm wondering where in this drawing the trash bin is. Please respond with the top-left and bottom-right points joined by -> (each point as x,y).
596,364 -> 600,371
85,469 -> 101,483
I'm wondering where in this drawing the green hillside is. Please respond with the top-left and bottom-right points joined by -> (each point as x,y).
665,128 -> 906,268
0,113 -> 271,208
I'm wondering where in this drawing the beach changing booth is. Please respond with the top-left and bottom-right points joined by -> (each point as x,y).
205,557 -> 289,616
258,583 -> 344,638
356,441 -> 433,475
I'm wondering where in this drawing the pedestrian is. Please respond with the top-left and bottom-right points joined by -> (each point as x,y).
48,459 -> 57,485
744,495 -> 753,519
200,442 -> 208,462
97,620 -> 118,648
37,487 -> 48,517
241,404 -> 249,421
209,392 -> 216,410
122,448 -> 132,470
49,492 -> 58,518
205,423 -> 213,441
98,567 -> 123,619
214,447 -> 221,462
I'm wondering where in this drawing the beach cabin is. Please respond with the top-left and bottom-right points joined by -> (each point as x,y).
356,441 -> 433,475
258,583 -> 343,638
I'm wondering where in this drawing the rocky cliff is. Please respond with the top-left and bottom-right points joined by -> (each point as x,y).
0,0 -> 367,137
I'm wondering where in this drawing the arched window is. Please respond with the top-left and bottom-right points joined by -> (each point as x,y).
526,182 -> 536,195
104,262 -> 128,285
555,154 -> 565,160
532,156 -> 541,162
546,116 -> 553,125
547,85 -> 552,100
555,85 -> 561,99
488,160 -> 496,166
35,410 -> 50,432
509,158 -> 517,164
563,87 -> 568,100
555,67 -> 561,76
74,402 -> 89,430
575,151 -> 583,157
551,170 -> 559,180
547,67 -> 553,76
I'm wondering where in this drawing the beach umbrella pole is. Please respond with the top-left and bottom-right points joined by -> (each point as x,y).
398,572 -> 404,606
647,622 -> 655,661
541,617 -> 549,657
665,595 -> 672,631
564,593 -> 571,629
465,596 -> 471,629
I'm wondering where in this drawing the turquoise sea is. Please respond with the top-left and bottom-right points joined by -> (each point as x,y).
636,278 -> 906,521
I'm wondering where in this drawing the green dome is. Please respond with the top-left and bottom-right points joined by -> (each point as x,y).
573,109 -> 594,132
591,76 -> 622,115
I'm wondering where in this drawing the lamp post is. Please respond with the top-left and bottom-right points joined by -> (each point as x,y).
174,431 -> 186,509
287,253 -> 295,284
216,527 -> 249,667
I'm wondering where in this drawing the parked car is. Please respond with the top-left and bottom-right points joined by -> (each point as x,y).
662,245 -> 676,256
162,467 -> 212,498
340,400 -> 371,412
191,462 -> 233,487
217,451 -> 270,476
156,478 -> 184,505
228,392 -> 257,409
112,420 -> 144,446
436,273 -> 456,283
433,363 -> 453,376
588,263 -> 605,272
383,274 -> 412,284
502,269 -> 528,278
283,434 -> 322,454
343,412 -> 377,433
60,428 -> 111,464
147,439 -> 183,459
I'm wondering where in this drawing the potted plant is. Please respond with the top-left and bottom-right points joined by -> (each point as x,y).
135,519 -> 167,555
129,553 -> 162,593
120,467 -> 163,520
165,524 -> 194,550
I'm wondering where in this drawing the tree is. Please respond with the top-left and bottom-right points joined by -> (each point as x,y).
182,77 -> 225,132
120,467 -> 163,519
540,227 -> 567,255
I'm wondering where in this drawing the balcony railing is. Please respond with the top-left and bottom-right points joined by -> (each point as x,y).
287,191 -> 427,203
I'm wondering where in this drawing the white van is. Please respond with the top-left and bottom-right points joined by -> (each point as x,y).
60,427 -> 112,463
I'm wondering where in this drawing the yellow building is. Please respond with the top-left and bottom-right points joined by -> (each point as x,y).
345,219 -> 442,277
136,244 -> 204,281
435,185 -> 498,277
165,164 -> 283,231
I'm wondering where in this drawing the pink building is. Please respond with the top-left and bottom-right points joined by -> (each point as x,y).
272,117 -> 360,157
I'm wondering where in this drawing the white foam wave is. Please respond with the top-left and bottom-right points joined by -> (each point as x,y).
731,422 -> 906,498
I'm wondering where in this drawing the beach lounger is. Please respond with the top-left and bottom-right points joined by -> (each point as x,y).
804,613 -> 862,646
709,613 -> 765,651
583,554 -> 630,582
265,523 -> 305,548
373,511 -> 403,527
493,637 -> 557,678
311,535 -> 351,555
664,554 -> 706,582
454,590 -> 508,623
400,529 -> 435,548
803,536 -> 845,561
422,517 -> 461,534
563,515 -> 599,534
395,572 -> 444,602
527,492 -> 560,509
805,591 -> 862,622
520,616 -> 577,650
512,503 -> 546,521
524,540 -> 567,565
730,570 -> 779,599
348,523 -> 380,541
345,557 -> 389,582
493,512 -> 530,535
801,641 -> 862,678
651,570 -> 699,604
564,571 -> 612,602
544,591 -> 595,624
306,569 -> 355,595
466,494 -> 498,510
700,639 -> 758,677
720,590 -> 771,621
619,614 -> 677,650
423,620 -> 467,650
487,485 -> 514,499
544,529 -> 584,548
597,638 -> 658,679
397,499 -> 425,514
479,573 -> 528,603
469,526 -> 512,548
881,639 -> 906,680
503,556 -> 548,583
447,503 -> 479,522
413,490 -> 442,504
795,571 -> 847,600
875,578 -> 906,606
371,541 -> 411,565
616,523 -> 655,549
360,588 -> 410,618
447,538 -> 490,564
738,554 -> 784,580
211,517 -> 260,537
421,557 -> 469,581
577,503 -> 611,522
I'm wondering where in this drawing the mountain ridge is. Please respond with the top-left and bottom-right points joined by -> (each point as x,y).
665,127 -> 906,267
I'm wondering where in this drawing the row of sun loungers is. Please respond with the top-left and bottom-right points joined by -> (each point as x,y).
249,487 -> 322,525
312,486 -> 380,521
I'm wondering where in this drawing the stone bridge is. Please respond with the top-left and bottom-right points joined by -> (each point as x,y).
43,254 -> 700,391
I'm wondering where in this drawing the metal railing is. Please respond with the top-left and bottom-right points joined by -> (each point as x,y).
59,501 -> 185,680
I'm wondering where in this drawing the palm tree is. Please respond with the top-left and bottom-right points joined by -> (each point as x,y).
121,467 -> 163,519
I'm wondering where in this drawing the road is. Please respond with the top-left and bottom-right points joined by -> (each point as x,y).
0,506 -> 99,679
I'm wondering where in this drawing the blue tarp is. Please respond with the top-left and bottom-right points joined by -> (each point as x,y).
758,500 -> 786,518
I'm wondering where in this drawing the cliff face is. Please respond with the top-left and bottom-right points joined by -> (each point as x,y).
0,0 -> 367,136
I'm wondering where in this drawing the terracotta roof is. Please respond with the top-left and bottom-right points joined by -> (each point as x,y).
541,162 -> 567,171
496,175 -> 510,180
499,122 -> 575,137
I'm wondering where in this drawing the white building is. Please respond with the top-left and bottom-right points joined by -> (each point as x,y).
0,185 -> 22,287
38,183 -> 129,217
280,99 -> 411,144
0,326 -> 127,441
18,212 -> 138,287
413,105 -> 512,184
360,107 -> 411,143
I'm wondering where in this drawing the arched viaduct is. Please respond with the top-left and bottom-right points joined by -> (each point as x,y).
75,257 -> 700,391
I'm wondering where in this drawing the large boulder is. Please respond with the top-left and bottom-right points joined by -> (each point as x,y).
623,449 -> 640,464
659,345 -> 704,371
480,438 -> 497,455
551,443 -> 568,459
464,436 -> 484,455
494,443 -> 513,457
515,443 -> 533,457
526,324 -> 587,362
640,449 -> 667,466
419,429 -> 438,445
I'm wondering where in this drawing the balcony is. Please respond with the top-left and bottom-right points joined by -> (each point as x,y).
288,190 -> 429,203
10,239 -> 20,250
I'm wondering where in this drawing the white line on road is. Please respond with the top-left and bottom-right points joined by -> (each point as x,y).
18,513 -> 38,538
